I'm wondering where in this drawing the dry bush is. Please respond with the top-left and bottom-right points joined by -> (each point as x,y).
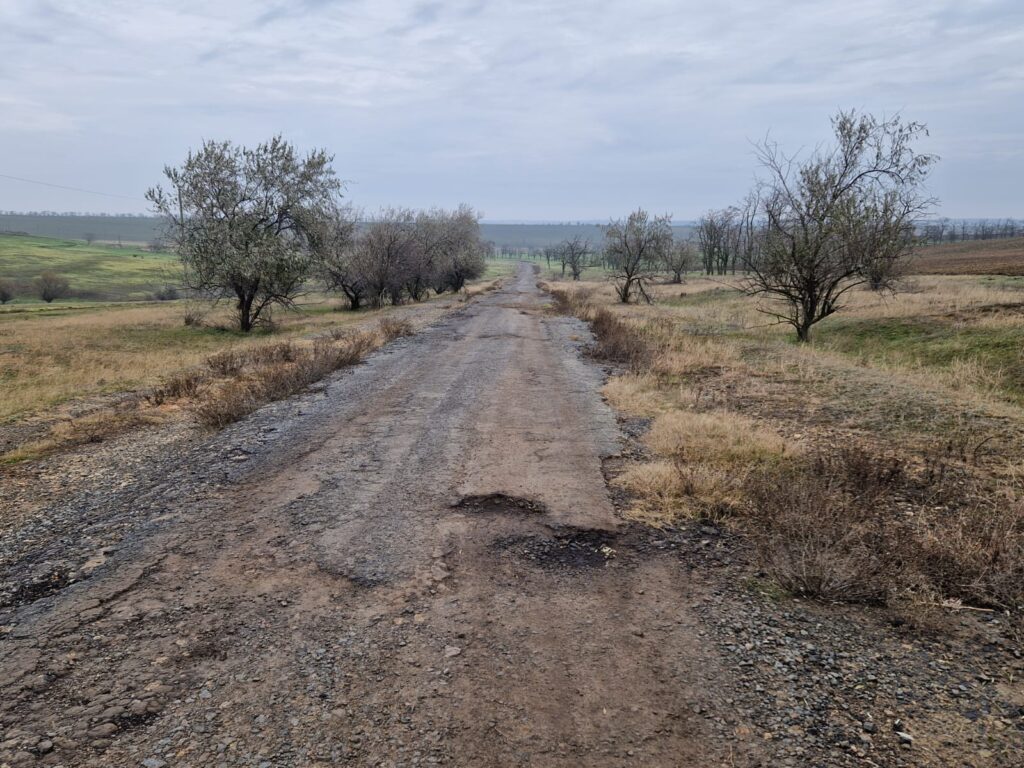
206,349 -> 244,376
589,308 -> 654,370
915,496 -> 1024,612
745,448 -> 912,603
146,370 -> 205,405
744,446 -> 1024,611
194,331 -> 379,428
379,316 -> 414,342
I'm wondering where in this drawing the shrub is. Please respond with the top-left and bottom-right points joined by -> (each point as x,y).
194,331 -> 379,428
154,285 -> 180,301
379,316 -> 414,342
589,308 -> 653,370
745,449 -> 913,604
0,279 -> 14,304
35,271 -> 70,303
744,446 -> 1024,611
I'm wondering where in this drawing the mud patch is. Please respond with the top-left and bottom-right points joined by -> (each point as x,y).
492,530 -> 618,570
454,493 -> 548,515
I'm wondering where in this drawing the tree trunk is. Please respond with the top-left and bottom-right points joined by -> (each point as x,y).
237,292 -> 255,332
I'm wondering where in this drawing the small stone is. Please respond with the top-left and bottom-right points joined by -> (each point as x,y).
443,645 -> 462,658
862,721 -> 877,734
88,722 -> 118,738
142,759 -> 167,768
35,740 -> 53,754
895,731 -> 913,745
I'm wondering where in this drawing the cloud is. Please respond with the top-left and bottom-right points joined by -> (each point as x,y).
0,0 -> 1020,217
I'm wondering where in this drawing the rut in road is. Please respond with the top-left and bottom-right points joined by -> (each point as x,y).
0,263 -> 763,767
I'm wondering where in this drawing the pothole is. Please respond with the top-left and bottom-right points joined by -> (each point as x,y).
2,565 -> 75,609
492,530 -> 618,570
453,493 -> 548,515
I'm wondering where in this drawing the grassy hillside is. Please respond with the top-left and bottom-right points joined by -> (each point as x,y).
0,234 -> 178,302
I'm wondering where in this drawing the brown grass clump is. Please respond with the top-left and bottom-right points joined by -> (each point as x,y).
647,410 -> 789,466
378,316 -> 414,342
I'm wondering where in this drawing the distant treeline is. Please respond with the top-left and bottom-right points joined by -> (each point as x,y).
0,213 -> 693,251
918,218 -> 1024,243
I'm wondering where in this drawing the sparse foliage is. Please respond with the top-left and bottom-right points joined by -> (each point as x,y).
743,110 -> 937,341
603,209 -> 673,303
662,240 -> 695,283
551,235 -> 591,280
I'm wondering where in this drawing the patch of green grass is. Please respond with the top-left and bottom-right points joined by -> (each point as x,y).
659,285 -> 744,308
0,234 -> 178,302
816,315 -> 1024,403
483,259 -> 518,279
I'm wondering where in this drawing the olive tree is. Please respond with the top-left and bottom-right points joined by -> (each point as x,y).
146,136 -> 341,332
603,209 -> 673,303
354,208 -> 419,307
744,111 -> 936,342
311,207 -> 365,310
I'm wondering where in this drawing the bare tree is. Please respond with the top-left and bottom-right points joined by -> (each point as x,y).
743,110 -> 936,342
697,209 -> 735,275
0,279 -> 14,304
554,235 -> 591,280
84,232 -> 97,245
146,136 -> 341,332
603,209 -> 673,303
662,239 -> 695,283
35,271 -> 70,303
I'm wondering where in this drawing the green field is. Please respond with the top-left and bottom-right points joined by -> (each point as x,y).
0,234 -> 178,302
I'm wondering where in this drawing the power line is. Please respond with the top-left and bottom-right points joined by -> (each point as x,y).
0,172 -> 144,202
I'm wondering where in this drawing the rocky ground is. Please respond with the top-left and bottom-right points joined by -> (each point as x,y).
1,263 -> 1022,767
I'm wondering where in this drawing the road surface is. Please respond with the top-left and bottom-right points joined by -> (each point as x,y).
0,264 -> 759,767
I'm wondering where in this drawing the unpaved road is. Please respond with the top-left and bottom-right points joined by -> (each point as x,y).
0,265 -> 763,767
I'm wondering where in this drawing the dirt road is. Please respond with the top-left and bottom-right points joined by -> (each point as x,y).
0,264 -> 763,767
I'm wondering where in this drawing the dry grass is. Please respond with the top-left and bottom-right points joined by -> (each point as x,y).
0,299 -> 376,421
194,331 -> 380,428
0,289 -> 465,423
3,410 -> 163,464
646,410 -> 790,466
378,316 -> 414,342
545,266 -> 1024,615
614,410 -> 791,525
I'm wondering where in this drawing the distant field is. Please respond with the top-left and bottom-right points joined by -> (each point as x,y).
0,234 -> 178,302
1,213 -> 694,251
911,237 -> 1024,275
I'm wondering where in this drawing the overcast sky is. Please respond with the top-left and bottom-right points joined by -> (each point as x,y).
0,0 -> 1021,220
